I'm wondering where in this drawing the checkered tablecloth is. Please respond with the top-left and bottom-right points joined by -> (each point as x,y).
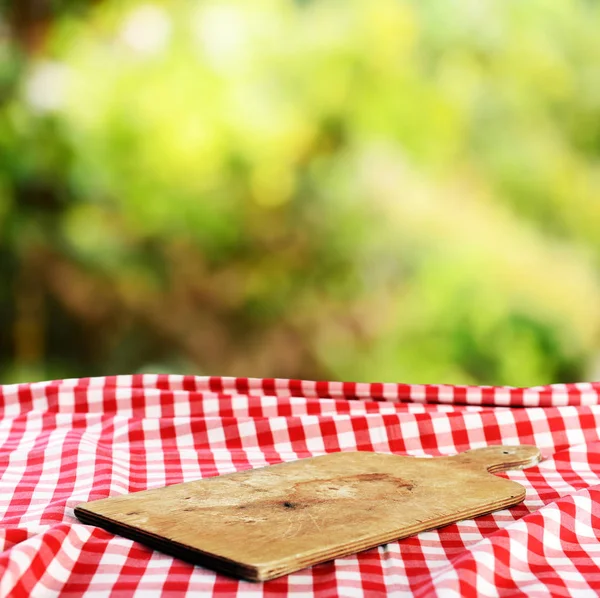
1,375 -> 600,596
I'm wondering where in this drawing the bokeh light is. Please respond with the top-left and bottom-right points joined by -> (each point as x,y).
1,0 -> 600,385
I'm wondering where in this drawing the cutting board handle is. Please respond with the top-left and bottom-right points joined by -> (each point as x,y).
451,445 -> 541,473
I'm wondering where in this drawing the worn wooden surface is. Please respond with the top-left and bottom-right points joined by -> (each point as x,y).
75,445 -> 541,581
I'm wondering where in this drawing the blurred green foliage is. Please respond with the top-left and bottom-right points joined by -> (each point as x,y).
1,0 -> 600,385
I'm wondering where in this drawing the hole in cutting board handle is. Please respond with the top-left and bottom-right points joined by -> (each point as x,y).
452,445 -> 542,473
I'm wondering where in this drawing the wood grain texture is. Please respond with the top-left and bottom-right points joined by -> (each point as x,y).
75,445 -> 541,581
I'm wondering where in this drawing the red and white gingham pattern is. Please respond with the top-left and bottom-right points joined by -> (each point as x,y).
1,375 -> 600,596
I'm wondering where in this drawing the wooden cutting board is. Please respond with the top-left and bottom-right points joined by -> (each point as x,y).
74,445 -> 541,581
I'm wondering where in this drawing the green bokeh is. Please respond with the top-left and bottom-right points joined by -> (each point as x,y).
1,0 -> 600,385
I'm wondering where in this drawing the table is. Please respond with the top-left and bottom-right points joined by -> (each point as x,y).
1,375 -> 600,596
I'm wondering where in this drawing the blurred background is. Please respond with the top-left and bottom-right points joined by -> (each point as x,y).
1,0 -> 600,386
